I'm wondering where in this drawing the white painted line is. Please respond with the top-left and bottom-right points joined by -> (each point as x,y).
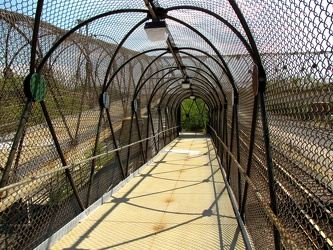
165,149 -> 200,155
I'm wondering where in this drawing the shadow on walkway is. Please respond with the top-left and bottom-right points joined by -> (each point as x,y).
49,135 -> 248,250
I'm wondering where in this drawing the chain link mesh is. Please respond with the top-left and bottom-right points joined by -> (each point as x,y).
1,0 -> 332,249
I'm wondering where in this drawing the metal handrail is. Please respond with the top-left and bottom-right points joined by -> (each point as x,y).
206,124 -> 298,250
0,125 -> 179,194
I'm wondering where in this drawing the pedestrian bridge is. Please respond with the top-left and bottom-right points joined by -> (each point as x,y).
49,133 -> 248,250
0,1 -> 332,249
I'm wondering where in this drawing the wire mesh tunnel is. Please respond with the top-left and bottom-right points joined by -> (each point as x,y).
0,0 -> 332,249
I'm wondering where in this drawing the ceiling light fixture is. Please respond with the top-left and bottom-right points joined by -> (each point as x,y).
181,77 -> 190,89
144,20 -> 168,42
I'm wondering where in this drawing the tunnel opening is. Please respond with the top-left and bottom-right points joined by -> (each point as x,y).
180,98 -> 208,132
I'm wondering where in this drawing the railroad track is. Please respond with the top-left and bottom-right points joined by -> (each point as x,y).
236,125 -> 333,249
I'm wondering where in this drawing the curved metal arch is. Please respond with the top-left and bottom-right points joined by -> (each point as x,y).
138,67 -> 192,111
166,6 -> 255,62
177,51 -> 227,101
184,69 -> 223,106
105,48 -> 169,90
177,46 -> 231,81
3,27 -> 32,72
143,67 -> 179,107
183,85 -> 217,111
154,65 -> 223,111
165,15 -> 239,99
36,9 -> 149,73
158,76 -> 217,112
171,87 -> 216,115
177,93 -> 214,114
104,45 -> 228,105
226,1 -> 262,65
132,50 -> 227,109
136,64 -> 221,113
29,0 -> 44,73
165,81 -> 218,112
167,80 -> 221,111
145,52 -> 226,101
147,77 -> 180,108
92,46 -> 118,85
102,17 -> 150,91
133,52 -> 172,99
3,10 -> 50,74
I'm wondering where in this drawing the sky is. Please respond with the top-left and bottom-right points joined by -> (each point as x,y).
1,0 -> 332,83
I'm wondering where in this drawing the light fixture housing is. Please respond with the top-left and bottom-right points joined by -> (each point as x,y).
190,95 -> 196,99
181,79 -> 190,89
144,20 -> 168,42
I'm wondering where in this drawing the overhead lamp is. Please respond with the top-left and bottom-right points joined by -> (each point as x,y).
144,20 -> 168,42
190,95 -> 196,99
181,78 -> 190,89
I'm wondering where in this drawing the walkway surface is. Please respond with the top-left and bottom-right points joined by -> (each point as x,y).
50,133 -> 247,249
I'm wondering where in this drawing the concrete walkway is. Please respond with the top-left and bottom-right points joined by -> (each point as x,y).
50,133 -> 247,249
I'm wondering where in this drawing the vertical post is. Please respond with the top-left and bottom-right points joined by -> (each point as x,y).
173,108 -> 178,138
149,109 -> 158,153
214,108 -> 219,150
165,107 -> 170,143
134,110 -> 147,164
158,107 -> 165,148
145,107 -> 151,159
177,105 -> 181,135
227,104 -> 235,181
240,94 -> 259,217
157,107 -> 161,151
214,108 -> 219,157
234,96 -> 242,205
241,65 -> 281,250
30,0 -> 44,73
125,107 -> 135,176
223,103 -> 228,168
258,67 -> 281,250
0,0 -> 44,196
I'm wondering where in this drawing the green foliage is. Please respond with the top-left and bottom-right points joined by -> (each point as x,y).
181,98 -> 208,132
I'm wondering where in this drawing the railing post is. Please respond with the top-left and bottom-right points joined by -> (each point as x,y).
165,107 -> 170,143
223,103 -> 228,169
234,95 -> 242,206
227,103 -> 235,182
